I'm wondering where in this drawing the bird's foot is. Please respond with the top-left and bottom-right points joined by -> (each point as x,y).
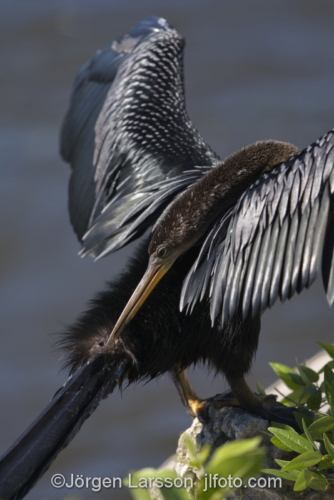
187,390 -> 302,431
186,397 -> 207,419
186,389 -> 244,422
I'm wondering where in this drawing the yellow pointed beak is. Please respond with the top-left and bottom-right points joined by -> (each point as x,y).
107,258 -> 172,345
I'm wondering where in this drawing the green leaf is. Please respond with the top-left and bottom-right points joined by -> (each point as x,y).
201,438 -> 264,500
302,419 -> 317,451
275,459 -> 289,468
302,366 -> 319,383
274,462 -> 301,480
207,437 -> 261,468
126,469 -> 193,500
306,390 -> 322,411
317,342 -> 334,359
281,451 -> 322,471
268,426 -> 314,453
270,422 -> 293,431
182,434 -> 197,461
125,470 -> 156,500
206,439 -> 264,478
160,486 -> 192,500
309,472 -> 329,491
317,455 -> 334,471
297,364 -> 319,384
324,364 -> 334,386
293,410 -> 314,432
262,468 -> 299,481
269,362 -> 305,390
270,436 -> 293,452
293,469 -> 312,491
302,385 -> 322,411
195,444 -> 211,467
308,416 -> 334,439
323,433 -> 334,459
324,366 -> 334,414
256,380 -> 266,395
280,387 -> 311,407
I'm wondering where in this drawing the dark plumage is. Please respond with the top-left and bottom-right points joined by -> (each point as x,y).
61,241 -> 260,382
1,14 -> 334,500
61,16 -> 218,253
0,242 -> 260,500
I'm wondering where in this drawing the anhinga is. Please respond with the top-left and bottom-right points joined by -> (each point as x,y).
1,15 -> 334,500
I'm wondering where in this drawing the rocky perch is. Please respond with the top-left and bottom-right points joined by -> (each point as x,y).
163,405 -> 334,500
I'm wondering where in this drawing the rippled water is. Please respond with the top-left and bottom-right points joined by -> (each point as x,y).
1,1 -> 334,499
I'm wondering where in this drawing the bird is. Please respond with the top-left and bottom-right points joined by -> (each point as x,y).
1,13 -> 334,500
68,15 -> 334,423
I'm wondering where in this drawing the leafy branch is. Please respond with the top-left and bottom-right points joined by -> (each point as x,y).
263,341 -> 334,492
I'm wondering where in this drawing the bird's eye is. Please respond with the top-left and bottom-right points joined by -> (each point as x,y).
156,246 -> 167,258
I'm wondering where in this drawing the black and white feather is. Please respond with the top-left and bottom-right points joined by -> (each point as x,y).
61,16 -> 218,258
181,129 -> 334,325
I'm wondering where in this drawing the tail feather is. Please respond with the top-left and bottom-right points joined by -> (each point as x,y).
0,355 -> 127,500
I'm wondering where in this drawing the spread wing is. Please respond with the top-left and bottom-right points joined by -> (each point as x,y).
60,16 -> 218,258
181,129 -> 334,324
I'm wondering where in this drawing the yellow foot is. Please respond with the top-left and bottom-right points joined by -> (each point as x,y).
187,397 -> 206,418
187,390 -> 243,421
188,390 -> 280,424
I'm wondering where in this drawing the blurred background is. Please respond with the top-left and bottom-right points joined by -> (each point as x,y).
1,1 -> 334,499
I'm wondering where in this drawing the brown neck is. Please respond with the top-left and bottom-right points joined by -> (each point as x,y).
190,140 -> 299,218
151,140 -> 299,251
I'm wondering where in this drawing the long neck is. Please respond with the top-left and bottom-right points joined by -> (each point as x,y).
152,140 -> 299,251
190,140 -> 299,220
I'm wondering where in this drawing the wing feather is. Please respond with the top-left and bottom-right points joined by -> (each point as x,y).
61,17 -> 218,254
181,129 -> 334,324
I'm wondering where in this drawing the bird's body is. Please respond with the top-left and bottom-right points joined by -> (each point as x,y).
1,14 -> 334,500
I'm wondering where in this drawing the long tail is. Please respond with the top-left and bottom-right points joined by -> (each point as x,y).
0,355 -> 127,500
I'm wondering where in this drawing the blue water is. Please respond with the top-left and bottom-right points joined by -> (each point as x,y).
1,1 -> 334,499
